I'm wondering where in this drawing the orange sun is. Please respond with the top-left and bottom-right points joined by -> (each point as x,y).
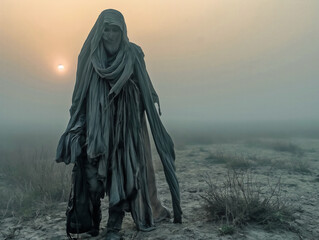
57,64 -> 65,71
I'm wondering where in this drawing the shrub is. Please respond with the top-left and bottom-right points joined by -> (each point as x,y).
201,170 -> 293,235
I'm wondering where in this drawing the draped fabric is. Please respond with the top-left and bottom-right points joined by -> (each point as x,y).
56,9 -> 182,229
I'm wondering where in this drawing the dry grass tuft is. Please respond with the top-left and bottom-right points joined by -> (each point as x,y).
0,148 -> 71,219
206,151 -> 254,170
201,170 -> 294,235
206,149 -> 311,174
247,139 -> 305,156
274,158 -> 311,174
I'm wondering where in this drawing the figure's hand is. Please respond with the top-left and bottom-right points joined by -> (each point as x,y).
156,103 -> 162,116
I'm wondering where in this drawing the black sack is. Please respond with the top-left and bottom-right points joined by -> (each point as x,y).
66,154 -> 93,238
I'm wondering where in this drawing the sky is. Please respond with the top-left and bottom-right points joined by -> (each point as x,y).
1,0 -> 319,132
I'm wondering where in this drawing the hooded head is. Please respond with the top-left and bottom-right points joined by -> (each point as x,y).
75,9 -> 139,99
90,9 -> 129,58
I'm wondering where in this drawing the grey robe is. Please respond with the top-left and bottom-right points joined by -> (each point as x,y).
56,9 -> 182,229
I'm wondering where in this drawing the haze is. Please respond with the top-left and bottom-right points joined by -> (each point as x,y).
1,0 -> 319,138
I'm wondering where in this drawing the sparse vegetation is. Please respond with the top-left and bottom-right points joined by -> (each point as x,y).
272,142 -> 304,156
206,148 -> 312,174
201,170 -> 294,235
274,158 -> 311,174
248,154 -> 273,166
247,139 -> 305,156
290,159 -> 311,174
218,224 -> 235,236
226,156 -> 253,170
0,148 -> 72,219
206,151 -> 255,170
206,150 -> 229,164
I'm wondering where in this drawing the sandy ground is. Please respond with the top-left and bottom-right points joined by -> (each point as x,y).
1,137 -> 319,240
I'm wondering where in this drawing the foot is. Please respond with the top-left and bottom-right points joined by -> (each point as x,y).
87,228 -> 99,237
105,231 -> 122,240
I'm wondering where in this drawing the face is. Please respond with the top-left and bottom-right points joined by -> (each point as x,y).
102,24 -> 122,56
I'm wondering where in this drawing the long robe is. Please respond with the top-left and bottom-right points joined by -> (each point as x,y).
56,9 -> 182,229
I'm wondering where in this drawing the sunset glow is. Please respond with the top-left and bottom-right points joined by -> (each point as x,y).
57,64 -> 65,71
1,0 -> 319,124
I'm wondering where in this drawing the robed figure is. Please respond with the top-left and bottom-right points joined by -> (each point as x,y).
56,9 -> 182,239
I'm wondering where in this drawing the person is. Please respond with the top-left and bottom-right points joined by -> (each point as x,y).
56,9 -> 182,240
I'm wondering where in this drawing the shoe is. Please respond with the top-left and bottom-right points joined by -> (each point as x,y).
87,228 -> 99,237
105,230 -> 122,240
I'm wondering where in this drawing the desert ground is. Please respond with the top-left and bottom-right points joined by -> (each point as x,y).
1,134 -> 319,240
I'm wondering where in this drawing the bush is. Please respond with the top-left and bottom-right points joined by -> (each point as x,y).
201,170 -> 293,234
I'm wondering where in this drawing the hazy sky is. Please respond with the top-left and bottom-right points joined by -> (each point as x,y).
1,0 -> 319,130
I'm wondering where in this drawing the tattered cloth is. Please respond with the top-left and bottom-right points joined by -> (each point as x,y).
56,9 -> 182,229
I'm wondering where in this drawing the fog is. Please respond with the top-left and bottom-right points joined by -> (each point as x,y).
1,0 -> 319,147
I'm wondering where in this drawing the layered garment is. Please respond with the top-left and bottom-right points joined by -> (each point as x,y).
56,9 -> 182,230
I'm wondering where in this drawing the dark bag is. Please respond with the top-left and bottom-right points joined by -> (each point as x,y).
66,155 -> 93,239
